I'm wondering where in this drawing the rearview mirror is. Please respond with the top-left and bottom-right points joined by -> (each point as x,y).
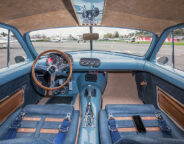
157,56 -> 169,65
83,33 -> 99,40
15,56 -> 26,63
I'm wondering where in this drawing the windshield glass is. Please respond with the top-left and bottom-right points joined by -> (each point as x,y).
29,27 -> 154,56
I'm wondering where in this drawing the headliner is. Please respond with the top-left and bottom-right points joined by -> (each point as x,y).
0,0 -> 183,34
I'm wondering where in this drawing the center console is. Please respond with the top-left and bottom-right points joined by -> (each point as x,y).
77,71 -> 107,144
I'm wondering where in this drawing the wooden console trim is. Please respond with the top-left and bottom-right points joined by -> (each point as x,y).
157,88 -> 184,130
0,88 -> 24,124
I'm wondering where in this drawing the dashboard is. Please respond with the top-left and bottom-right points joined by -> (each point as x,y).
69,51 -> 145,71
35,50 -> 146,96
37,51 -> 145,72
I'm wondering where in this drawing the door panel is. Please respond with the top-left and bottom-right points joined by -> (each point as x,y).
135,72 -> 184,108
0,71 -> 40,106
0,88 -> 24,123
157,88 -> 184,130
0,24 -> 40,112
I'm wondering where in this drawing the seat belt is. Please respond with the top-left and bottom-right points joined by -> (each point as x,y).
5,112 -> 25,139
53,113 -> 71,144
108,113 -> 121,143
155,112 -> 171,136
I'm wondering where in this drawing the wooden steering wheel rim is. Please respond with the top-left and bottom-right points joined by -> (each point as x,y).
32,50 -> 72,91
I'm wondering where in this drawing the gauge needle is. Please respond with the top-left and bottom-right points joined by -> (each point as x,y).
48,57 -> 53,64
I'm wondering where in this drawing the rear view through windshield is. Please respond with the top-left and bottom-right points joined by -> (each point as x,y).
29,27 -> 154,56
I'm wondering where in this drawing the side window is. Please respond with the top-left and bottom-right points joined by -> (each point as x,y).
174,28 -> 184,71
156,28 -> 184,72
156,33 -> 173,67
0,28 -> 27,69
0,28 -> 8,69
9,31 -> 27,66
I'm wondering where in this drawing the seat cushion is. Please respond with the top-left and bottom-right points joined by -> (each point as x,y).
0,138 -> 49,144
100,104 -> 184,144
117,136 -> 184,144
0,104 -> 79,144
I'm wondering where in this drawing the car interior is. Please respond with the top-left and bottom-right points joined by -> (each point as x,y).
0,0 -> 184,144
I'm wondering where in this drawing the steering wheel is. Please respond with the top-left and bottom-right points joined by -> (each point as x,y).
32,50 -> 72,91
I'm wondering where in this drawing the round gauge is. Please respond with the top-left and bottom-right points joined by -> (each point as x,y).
57,56 -> 64,66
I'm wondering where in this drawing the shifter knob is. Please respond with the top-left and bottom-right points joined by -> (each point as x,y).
88,85 -> 92,97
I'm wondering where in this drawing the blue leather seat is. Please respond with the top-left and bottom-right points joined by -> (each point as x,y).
0,104 -> 80,144
99,104 -> 184,144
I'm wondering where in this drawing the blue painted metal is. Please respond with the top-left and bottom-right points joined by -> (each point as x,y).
78,86 -> 101,144
24,24 -> 184,92
77,72 -> 107,144
149,23 -> 184,61
1,22 -> 184,143
144,34 -> 158,60
146,23 -> 184,89
77,72 -> 107,93
0,62 -> 33,86
144,62 -> 184,89
71,51 -> 146,71
24,33 -> 38,59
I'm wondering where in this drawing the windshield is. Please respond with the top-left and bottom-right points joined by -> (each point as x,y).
29,27 -> 154,56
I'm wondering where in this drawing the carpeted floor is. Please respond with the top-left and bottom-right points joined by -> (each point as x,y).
102,72 -> 143,109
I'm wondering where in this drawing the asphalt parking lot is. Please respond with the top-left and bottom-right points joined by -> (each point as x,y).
0,41 -> 183,71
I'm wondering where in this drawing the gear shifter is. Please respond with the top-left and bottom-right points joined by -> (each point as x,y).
83,85 -> 95,128
88,85 -> 92,97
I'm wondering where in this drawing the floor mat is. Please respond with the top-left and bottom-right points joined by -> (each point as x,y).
74,94 -> 80,110
102,72 -> 142,108
46,96 -> 73,104
37,97 -> 50,105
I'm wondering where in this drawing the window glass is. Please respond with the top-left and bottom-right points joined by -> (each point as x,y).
29,27 -> 154,56
156,33 -> 173,67
29,27 -> 89,54
156,28 -> 184,72
93,27 -> 153,56
0,28 -> 27,69
173,28 -> 184,71
9,31 -> 27,66
0,28 -> 8,69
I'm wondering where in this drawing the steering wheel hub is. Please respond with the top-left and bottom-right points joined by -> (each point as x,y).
48,65 -> 57,74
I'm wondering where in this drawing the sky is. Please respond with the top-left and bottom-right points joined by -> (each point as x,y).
30,27 -> 138,38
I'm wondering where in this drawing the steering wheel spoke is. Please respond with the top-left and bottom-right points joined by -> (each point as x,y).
58,63 -> 70,70
49,73 -> 56,88
35,64 -> 48,71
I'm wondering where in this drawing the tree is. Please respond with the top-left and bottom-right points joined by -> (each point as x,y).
1,32 -> 8,37
114,31 -> 119,38
104,33 -> 113,38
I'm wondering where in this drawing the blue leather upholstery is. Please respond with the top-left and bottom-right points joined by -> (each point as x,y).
100,104 -> 184,144
0,104 -> 79,144
0,138 -> 49,144
117,136 -> 184,144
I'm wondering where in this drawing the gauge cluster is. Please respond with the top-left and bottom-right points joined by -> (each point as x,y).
46,53 -> 73,67
80,58 -> 101,67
